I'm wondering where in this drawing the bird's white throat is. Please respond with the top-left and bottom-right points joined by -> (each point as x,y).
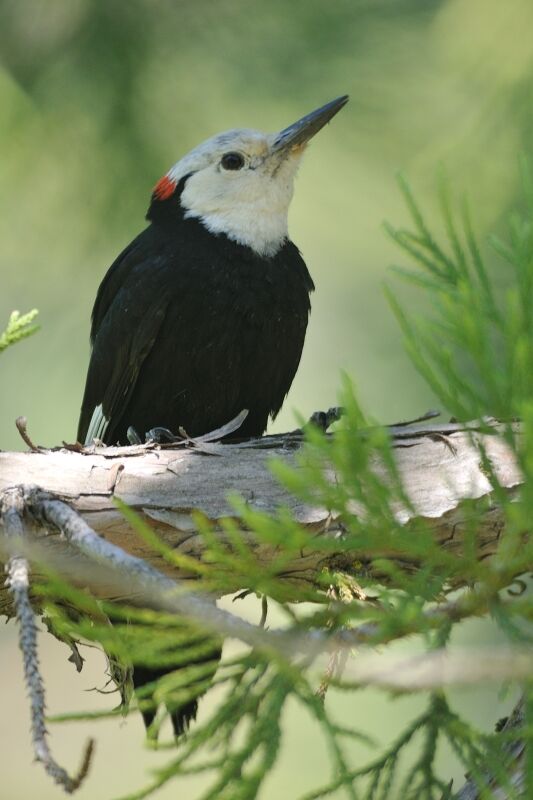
180,164 -> 297,257
181,184 -> 292,257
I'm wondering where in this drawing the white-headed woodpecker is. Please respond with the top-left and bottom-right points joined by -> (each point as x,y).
78,95 -> 348,736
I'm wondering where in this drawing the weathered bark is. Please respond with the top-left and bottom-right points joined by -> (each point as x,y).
0,420 -> 522,614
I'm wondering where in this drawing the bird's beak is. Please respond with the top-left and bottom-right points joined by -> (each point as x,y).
272,95 -> 349,154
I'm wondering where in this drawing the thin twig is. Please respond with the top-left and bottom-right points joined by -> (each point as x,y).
315,581 -> 360,703
259,595 -> 268,628
316,650 -> 341,702
392,409 -> 441,427
1,488 -> 94,793
15,416 -> 42,452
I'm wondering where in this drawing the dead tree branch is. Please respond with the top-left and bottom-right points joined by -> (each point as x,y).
1,487 -> 94,793
0,420 -> 522,618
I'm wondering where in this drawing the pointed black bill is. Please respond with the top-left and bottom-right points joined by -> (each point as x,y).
272,95 -> 349,152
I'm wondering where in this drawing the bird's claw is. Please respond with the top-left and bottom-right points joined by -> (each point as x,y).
127,426 -> 183,445
145,426 -> 182,444
126,426 -> 143,445
307,406 -> 345,432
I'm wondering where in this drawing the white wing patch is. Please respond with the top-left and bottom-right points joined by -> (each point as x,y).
85,404 -> 109,445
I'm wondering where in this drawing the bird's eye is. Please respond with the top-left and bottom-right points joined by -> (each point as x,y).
221,152 -> 245,171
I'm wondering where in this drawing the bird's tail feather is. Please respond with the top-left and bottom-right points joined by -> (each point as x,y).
132,646 -> 222,739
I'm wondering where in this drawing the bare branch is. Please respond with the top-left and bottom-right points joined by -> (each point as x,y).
1,488 -> 94,793
333,648 -> 533,691
15,416 -> 42,453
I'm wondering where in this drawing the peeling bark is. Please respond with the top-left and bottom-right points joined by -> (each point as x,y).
0,421 -> 522,613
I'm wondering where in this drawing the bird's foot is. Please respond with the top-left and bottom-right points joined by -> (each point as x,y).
145,426 -> 184,444
306,406 -> 345,432
126,425 -> 184,445
127,410 -> 250,447
126,426 -> 142,445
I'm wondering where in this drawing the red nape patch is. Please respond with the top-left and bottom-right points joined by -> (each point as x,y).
153,174 -> 176,200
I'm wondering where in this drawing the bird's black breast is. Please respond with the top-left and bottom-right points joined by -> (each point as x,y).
78,205 -> 314,445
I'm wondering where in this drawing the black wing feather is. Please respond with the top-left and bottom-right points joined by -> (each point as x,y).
78,243 -> 170,444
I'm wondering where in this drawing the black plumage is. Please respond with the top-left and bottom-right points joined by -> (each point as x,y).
78,177 -> 314,447
131,632 -> 223,737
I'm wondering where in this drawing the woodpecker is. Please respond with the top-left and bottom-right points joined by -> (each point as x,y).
77,95 -> 348,735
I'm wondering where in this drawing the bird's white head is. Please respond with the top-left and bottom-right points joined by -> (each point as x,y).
152,96 -> 348,257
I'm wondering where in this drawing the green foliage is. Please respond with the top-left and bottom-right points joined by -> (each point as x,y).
41,169 -> 533,800
386,164 -> 533,423
0,309 -> 38,354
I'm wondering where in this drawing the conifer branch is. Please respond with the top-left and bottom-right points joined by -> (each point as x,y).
0,309 -> 39,354
454,696 -> 526,799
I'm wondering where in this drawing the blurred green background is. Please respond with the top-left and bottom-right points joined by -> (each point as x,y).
1,0 -> 532,797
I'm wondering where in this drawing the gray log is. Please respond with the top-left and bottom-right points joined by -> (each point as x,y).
0,421 -> 522,606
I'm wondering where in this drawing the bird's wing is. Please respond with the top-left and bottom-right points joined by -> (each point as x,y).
89,231 -> 148,343
77,245 -> 169,445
